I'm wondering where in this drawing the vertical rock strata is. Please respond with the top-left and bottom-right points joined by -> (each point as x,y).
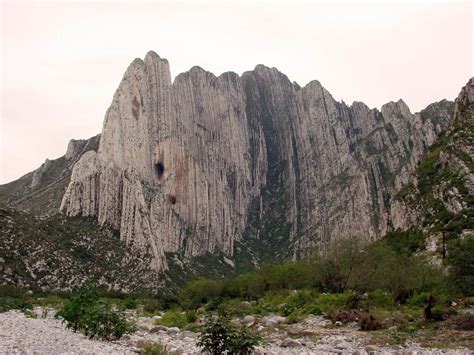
60,51 -> 453,270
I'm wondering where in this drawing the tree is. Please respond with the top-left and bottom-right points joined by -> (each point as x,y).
446,235 -> 474,295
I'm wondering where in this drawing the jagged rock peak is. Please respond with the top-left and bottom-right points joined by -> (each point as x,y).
59,50 -> 456,273
453,77 -> 474,123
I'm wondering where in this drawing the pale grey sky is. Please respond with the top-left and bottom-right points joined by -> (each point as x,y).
1,1 -> 472,183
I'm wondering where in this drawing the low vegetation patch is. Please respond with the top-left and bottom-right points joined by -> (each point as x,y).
55,283 -> 135,340
198,313 -> 263,354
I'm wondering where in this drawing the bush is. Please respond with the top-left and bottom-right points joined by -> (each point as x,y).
141,298 -> 162,314
155,309 -> 187,328
55,283 -> 134,340
158,292 -> 179,310
186,309 -> 198,323
121,297 -> 138,310
55,283 -> 100,332
198,314 -> 262,354
80,300 -> 135,340
180,279 -> 224,309
0,297 -> 32,313
225,273 -> 266,300
360,314 -> 383,331
0,286 -> 33,313
447,236 -> 474,295
282,290 -> 315,316
140,343 -> 170,355
0,286 -> 28,298
383,228 -> 426,256
365,290 -> 394,308
309,238 -> 365,293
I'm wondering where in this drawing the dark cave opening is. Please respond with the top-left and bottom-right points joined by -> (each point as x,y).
155,162 -> 165,178
168,195 -> 177,205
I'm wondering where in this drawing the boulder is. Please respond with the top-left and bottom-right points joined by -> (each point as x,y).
281,338 -> 301,348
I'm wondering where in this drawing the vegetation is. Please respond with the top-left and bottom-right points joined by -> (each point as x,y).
0,286 -> 33,313
140,343 -> 171,355
197,314 -> 263,354
447,236 -> 474,295
55,283 -> 135,340
1,231 -> 472,347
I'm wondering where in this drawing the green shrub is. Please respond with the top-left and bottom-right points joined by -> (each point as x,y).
121,297 -> 138,310
305,304 -> 323,315
55,283 -> 134,340
140,342 -> 170,355
0,297 -> 32,313
35,295 -> 65,308
365,290 -> 394,308
205,297 -> 225,312
360,314 -> 383,331
0,286 -> 27,298
282,290 -> 315,316
158,293 -> 179,310
155,309 -> 187,328
80,300 -> 135,340
309,238 -> 367,293
186,309 -> 197,323
198,314 -> 263,354
383,228 -> 426,256
447,235 -> 474,295
0,286 -> 33,313
180,279 -> 224,309
142,298 -> 162,314
225,272 -> 268,300
55,283 -> 100,332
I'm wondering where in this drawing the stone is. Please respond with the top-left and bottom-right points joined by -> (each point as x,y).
181,331 -> 197,338
58,51 -> 456,273
335,340 -> 349,350
265,319 -> 277,327
280,338 -> 301,348
166,327 -> 180,334
366,345 -> 380,352
242,315 -> 256,324
271,315 -> 287,324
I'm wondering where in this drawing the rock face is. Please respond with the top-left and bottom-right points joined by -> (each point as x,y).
58,51 -> 453,272
390,78 -> 474,241
0,206 -> 161,292
0,135 -> 100,217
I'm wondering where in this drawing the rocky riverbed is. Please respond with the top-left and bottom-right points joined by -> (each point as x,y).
0,308 -> 472,354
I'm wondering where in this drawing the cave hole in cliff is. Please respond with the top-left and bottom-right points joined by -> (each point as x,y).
168,195 -> 177,205
155,162 -> 165,178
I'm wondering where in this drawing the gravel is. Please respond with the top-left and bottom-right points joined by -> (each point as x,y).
1,310 -> 472,354
0,310 -> 133,354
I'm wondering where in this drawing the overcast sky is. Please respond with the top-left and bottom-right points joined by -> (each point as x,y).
0,1 -> 472,184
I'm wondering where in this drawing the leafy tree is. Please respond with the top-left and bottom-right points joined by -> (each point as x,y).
446,235 -> 474,295
309,237 -> 366,293
179,279 -> 224,309
383,228 -> 426,256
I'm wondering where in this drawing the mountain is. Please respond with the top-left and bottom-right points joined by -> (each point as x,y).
0,206 -> 162,292
390,78 -> 474,257
57,51 -> 453,272
0,51 -> 462,285
0,135 -> 100,217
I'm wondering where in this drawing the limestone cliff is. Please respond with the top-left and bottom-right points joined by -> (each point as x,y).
0,135 -> 100,217
390,78 -> 474,253
57,51 -> 454,272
